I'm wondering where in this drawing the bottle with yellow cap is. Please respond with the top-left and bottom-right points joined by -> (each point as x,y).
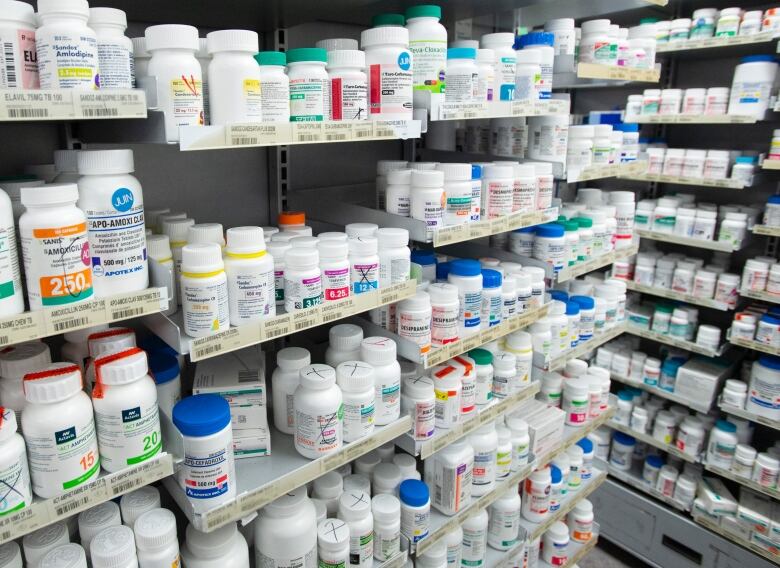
224,226 -> 275,324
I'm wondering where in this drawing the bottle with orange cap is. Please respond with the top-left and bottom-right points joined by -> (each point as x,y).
277,211 -> 312,237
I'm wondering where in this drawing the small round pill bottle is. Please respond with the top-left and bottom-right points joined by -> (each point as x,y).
294,364 -> 342,459
401,375 -> 435,441
172,394 -> 236,513
180,243 -> 230,337
206,29 -> 262,125
89,7 -> 133,89
372,493 -> 401,560
0,340 -> 52,413
134,508 -> 180,568
119,485 -> 161,527
254,51 -> 291,123
0,407 -> 31,517
224,226 -> 275,324
337,360 -> 376,443
22,363 -> 99,498
36,0 -> 99,89
317,519 -> 350,568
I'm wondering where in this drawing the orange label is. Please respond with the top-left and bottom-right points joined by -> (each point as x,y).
32,222 -> 87,239
39,267 -> 92,300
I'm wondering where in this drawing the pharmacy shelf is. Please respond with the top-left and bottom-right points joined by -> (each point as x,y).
0,89 -> 147,121
610,372 -> 713,414
729,335 -> 780,356
607,463 -> 692,513
145,280 -> 417,360
415,404 -> 615,556
623,113 -> 757,124
634,229 -> 742,252
656,31 -> 775,54
520,467 -> 608,543
164,416 -> 411,533
566,160 -> 647,183
626,280 -> 732,311
762,160 -> 780,170
0,453 -> 173,545
395,382 -> 540,459
703,462 -> 780,501
0,288 -> 168,348
693,512 -> 780,564
538,531 -> 600,568
537,322 -> 628,372
618,172 -> 746,189
308,199 -> 558,247
557,242 -> 640,283
178,119 -> 422,151
626,325 -> 727,357
575,63 -> 661,83
424,93 -> 569,121
353,302 -> 550,369
739,288 -> 780,305
608,420 -> 699,463
718,399 -> 780,431
374,549 -> 408,568
752,224 -> 780,237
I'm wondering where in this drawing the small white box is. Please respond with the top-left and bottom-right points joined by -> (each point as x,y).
738,489 -> 772,536
697,477 -> 738,516
721,514 -> 752,542
233,427 -> 271,459
751,531 -> 780,554
193,346 -> 266,407
229,404 -> 268,431
674,357 -> 732,411
526,406 -> 565,458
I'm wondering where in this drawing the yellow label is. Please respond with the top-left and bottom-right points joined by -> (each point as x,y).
171,77 -> 202,97
58,68 -> 94,79
244,79 -> 262,95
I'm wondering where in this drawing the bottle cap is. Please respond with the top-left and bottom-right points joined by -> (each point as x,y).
481,269 -> 502,288
78,501 -> 121,546
403,375 -> 433,398
327,49 -> 366,69
88,6 -> 128,28
23,363 -> 83,404
183,522 -> 240,559
299,364 -> 336,389
89,525 -> 136,568
329,324 -> 364,352
361,26 -> 409,49
145,24 -> 199,51
371,13 -> 406,26
313,471 -> 342,498
372,493 -> 401,522
162,218 -> 195,244
276,347 -> 311,370
146,234 -> 172,260
172,394 -> 231,436
23,523 -> 69,565
405,5 -> 441,19
2,1 -> 35,27
361,336 -> 397,364
0,408 -> 17,443
348,236 -> 378,255
287,47 -> 327,63
0,341 -> 51,380
207,29 -> 259,53
399,479 -> 429,507
376,227 -> 409,248
317,519 -> 349,546
119,486 -> 161,527
134,508 -> 178,551
447,47 -> 476,59
94,347 -> 148,386
54,149 -> 80,173
37,0 -> 89,18
345,223 -> 378,238
278,211 -> 306,226
398,291 -> 431,311
436,162 -> 473,181
284,246 -> 319,269
88,328 -> 136,358
411,169 -> 444,187
449,258 -> 481,277
40,544 -> 87,568
187,223 -> 225,246
338,491 -> 372,521
254,51 -> 286,66
336,360 -> 375,391
316,38 -> 360,51
181,243 -> 224,273
21,183 -> 79,206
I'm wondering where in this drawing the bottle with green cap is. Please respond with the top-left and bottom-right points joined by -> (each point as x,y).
405,4 -> 447,106
373,14 -> 405,27
572,217 -> 593,261
286,47 -> 329,122
255,51 -> 290,122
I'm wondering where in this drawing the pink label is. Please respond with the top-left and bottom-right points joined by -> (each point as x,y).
18,29 -> 39,89
568,410 -> 587,424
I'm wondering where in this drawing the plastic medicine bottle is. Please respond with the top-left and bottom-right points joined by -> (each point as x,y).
272,347 -> 311,434
284,247 -> 322,311
254,490 -> 316,568
20,183 -> 93,310
399,479 -> 430,545
146,235 -> 177,316
481,33 -> 516,100
22,363 -> 100,498
119,485 -> 161,527
180,243 -> 229,337
294,364 -> 342,458
337,360 -> 376,443
0,0 -> 38,90
88,7 -> 133,89
361,337 -> 401,425
327,49 -> 368,121
39,543 -> 87,568
410,169 -> 445,229
372,494 -> 401,561
401,375 -> 435,441
338,490 -> 374,567
36,0 -> 99,89
91,347 -> 161,472
254,51 -> 291,123
0,186 -> 23,317
145,24 -> 204,142
349,236 -> 380,294
406,5 -> 447,107
361,26 -> 413,119
326,324 -> 363,367
134,508 -> 180,568
183,522 -> 250,568
317,519 -> 350,568
77,149 -> 148,297
206,29 -> 262,125
0,408 -> 31,517
89,525 -> 138,568
22,523 -> 69,567
224,226 -> 275,324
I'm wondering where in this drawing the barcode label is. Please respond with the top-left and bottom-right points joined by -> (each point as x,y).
297,134 -> 319,142
353,126 -> 372,138
81,107 -> 119,117
195,344 -> 221,359
112,307 -> 144,320
7,108 -> 48,118
205,502 -> 239,531
238,370 -> 260,383
232,136 -> 258,145
52,317 -> 89,332
54,495 -> 90,516
110,476 -> 144,496
3,42 -> 16,88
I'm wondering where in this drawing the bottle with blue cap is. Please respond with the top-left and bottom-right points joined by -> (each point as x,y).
728,54 -> 778,119
149,350 -> 180,417
399,478 -> 430,544
480,269 -> 503,329
518,31 -> 555,99
447,259 -> 482,336
445,48 -> 478,104
172,394 -> 235,513
532,223 -> 566,274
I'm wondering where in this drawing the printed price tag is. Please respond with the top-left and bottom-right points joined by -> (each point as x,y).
49,477 -> 108,521
352,122 -> 374,139
511,100 -> 533,116
0,505 -> 41,544
107,454 -> 172,496
373,121 -> 398,138
204,500 -> 240,532
290,307 -> 322,332
45,299 -> 106,335
489,216 -> 509,234
351,289 -> 379,312
191,326 -> 258,361
321,298 -> 351,323
106,288 -> 165,321
0,89 -> 74,120
468,220 -> 492,239
0,311 -> 45,346
323,122 -> 353,142
292,122 -> 324,143
425,347 -> 449,367
73,90 -> 146,119
228,123 -> 290,146
263,313 -> 292,340
434,224 -> 469,246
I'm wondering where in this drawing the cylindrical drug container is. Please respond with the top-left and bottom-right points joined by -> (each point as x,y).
294,364 -> 342,458
401,375 -> 435,441
317,519 -> 350,568
361,26 -> 413,119
337,361 -> 375,443
254,489 -> 316,568
180,243 -> 230,337
327,49 -> 367,121
206,29 -> 262,125
399,479 -> 430,545
487,489 -> 520,550
372,494 -> 401,560
255,51 -> 291,122
361,337 -> 401,425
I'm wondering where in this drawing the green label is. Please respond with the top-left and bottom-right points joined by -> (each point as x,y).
275,288 -> 284,301
302,295 -> 322,308
0,281 -> 15,299
127,439 -> 162,465
63,459 -> 100,490
0,501 -> 26,516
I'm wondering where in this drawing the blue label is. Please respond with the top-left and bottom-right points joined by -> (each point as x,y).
122,407 -> 141,422
353,281 -> 378,293
185,482 -> 229,499
112,188 -> 134,212
499,84 -> 515,101
55,427 -> 76,445
398,52 -> 411,71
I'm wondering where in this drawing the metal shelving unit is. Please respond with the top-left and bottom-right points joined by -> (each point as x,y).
608,420 -> 699,464
626,325 -> 727,357
626,281 -> 732,311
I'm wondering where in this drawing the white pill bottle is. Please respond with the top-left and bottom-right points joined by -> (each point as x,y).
256,51 -> 291,123
0,0 -> 38,89
224,226 -> 276,324
406,4 -> 447,107
36,0 -> 99,89
294,364 -> 343,459
0,186 -> 24,316
88,7 -> 133,89
145,24 -> 204,142
22,363 -> 100,497
0,407 -> 31,516
361,26 -> 413,119
255,489 -> 317,568
180,243 -> 230,337
77,149 -> 148,297
206,29 -> 262,125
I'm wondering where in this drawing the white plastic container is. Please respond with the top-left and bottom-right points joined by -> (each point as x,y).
119,485 -> 160,527
487,489 -> 521,550
753,452 -> 780,488
336,360 -> 375,443
349,237 -> 379,293
0,408 -> 31,518
563,379 -> 589,427
728,55 -> 778,118
399,479 -> 430,544
223,226 -> 275,324
134,508 -> 180,568
405,4 -> 446,105
254,490 -> 315,568
482,164 -> 514,219
747,356 -> 780,420
542,522 -> 569,566
82,503 -> 123,557
36,0 -> 99,89
287,48 -> 329,121
90,525 -> 137,568
432,363 -> 464,429
327,49 -> 367,121
361,26 -> 413,119
706,419 -> 738,468
255,51 -> 290,123
294,364 -> 342,458
338,490 -> 374,567
445,48 -> 478,104
425,439 -> 473,515
377,227 -> 410,287
317,519 -> 349,568
206,29 -> 262,125
0,1 -> 38,90
361,337 -> 401,425
89,8 -> 133,89
183,522 -> 249,567
410,170 -> 445,229
481,33 -> 516,101
271,347 -> 310,434
318,239 -> 351,303
180,243 -> 229,337
521,467 -> 551,523
469,422 -> 498,496
372,494 -> 401,561
514,49 -> 542,102
437,163 -> 473,226
401,375 -> 435,441
22,523 -> 69,567
145,25 -> 203,142
173,394 -> 235,513
284,247 -> 322,311
39,544 -> 87,568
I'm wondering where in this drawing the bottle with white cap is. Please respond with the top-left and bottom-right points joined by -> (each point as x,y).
0,407 -> 31,518
338,490 -> 374,567
79,501 -> 121,556
361,337 -> 401,425
326,324 -> 364,367
410,170 -> 445,229
185,522 -> 249,566
120,485 -> 161,527
36,0 -> 99,89
349,236 -> 380,294
39,543 -> 87,568
20,183 -> 93,310
91,347 -> 161,472
0,191 -> 23,318
144,24 -> 204,142
0,341 -> 52,412
327,50 -> 368,121
52,150 -> 81,184
133,508 -> 180,568
376,228 -> 411,286
146,235 -> 178,316
180,243 -> 230,337
337,360 -> 376,442
0,542 -> 21,568
206,29 -> 262,125
22,363 -> 99,497
482,164 -> 514,219
284,247 -> 323,311
85,327 -> 137,392
162,217 -> 195,305
272,347 -> 311,434
294,364 -> 342,459
186,223 -> 225,247
89,525 -> 138,568
77,150 -> 148,297
372,493 -> 401,560
22,523 -> 70,567
89,7 -> 133,89
223,226 -> 275,324
317,519 -> 350,568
